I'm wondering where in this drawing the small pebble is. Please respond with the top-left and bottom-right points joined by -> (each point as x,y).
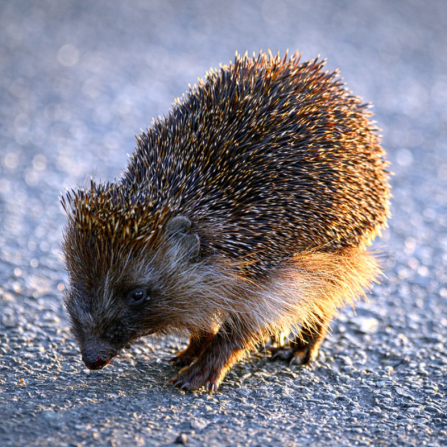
175,433 -> 188,444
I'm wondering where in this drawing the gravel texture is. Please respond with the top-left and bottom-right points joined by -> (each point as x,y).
1,1 -> 446,446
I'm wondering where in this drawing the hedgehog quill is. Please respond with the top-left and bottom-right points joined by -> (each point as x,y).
62,51 -> 390,392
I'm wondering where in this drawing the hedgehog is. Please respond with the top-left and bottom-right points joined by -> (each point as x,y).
62,51 -> 390,392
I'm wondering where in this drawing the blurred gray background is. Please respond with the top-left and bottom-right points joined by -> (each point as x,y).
0,1 -> 446,446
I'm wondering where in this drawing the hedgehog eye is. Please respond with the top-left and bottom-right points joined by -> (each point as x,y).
128,289 -> 149,305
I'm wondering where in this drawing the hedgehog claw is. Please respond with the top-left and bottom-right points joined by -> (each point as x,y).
180,382 -> 191,391
169,361 -> 223,392
289,351 -> 306,365
208,382 -> 218,393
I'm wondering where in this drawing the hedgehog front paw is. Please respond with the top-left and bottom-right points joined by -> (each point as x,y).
169,360 -> 222,392
169,332 -> 214,368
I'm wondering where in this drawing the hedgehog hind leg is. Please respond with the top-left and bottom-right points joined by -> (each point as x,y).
271,247 -> 381,365
290,321 -> 330,364
270,309 -> 334,365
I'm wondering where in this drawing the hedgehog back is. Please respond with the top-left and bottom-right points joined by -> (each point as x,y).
118,53 -> 390,273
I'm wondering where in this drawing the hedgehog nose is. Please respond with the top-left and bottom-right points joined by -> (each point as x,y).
82,353 -> 110,370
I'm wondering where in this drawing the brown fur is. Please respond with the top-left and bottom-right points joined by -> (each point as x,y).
170,246 -> 380,391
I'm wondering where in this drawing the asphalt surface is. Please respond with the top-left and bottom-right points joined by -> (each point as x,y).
0,1 -> 446,446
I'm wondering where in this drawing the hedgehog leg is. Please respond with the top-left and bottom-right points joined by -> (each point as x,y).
270,310 -> 334,365
169,330 -> 214,368
289,320 -> 330,365
169,322 -> 249,392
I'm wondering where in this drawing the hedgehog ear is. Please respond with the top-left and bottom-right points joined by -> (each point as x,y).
165,216 -> 200,261
165,216 -> 192,237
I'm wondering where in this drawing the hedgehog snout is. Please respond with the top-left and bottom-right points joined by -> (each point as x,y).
82,353 -> 110,370
81,343 -> 117,370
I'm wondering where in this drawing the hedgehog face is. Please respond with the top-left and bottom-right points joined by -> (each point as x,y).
65,275 -> 163,370
63,215 -> 202,370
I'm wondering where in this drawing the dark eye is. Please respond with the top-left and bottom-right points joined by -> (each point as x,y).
128,289 -> 149,305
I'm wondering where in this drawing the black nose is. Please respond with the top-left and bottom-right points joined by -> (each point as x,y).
82,353 -> 110,370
